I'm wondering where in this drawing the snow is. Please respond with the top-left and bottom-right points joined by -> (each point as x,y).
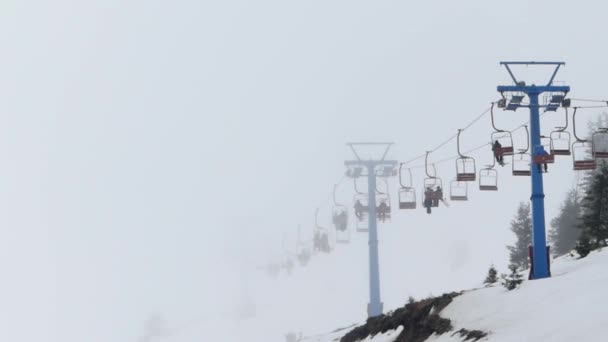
153,213 -> 608,342
308,249 -> 608,342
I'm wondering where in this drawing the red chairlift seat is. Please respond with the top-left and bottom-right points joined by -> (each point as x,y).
572,141 -> 597,171
456,157 -> 476,182
592,129 -> 608,159
533,154 -> 555,164
495,146 -> 514,155
573,160 -> 597,171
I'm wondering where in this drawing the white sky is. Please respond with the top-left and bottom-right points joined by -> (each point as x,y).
1,0 -> 607,341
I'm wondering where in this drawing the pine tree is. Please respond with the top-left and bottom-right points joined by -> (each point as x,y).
578,161 -> 608,251
483,265 -> 498,285
549,189 -> 581,256
501,264 -> 524,291
506,202 -> 532,270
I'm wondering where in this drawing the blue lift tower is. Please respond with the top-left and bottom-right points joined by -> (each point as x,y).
344,142 -> 397,317
497,62 -> 570,279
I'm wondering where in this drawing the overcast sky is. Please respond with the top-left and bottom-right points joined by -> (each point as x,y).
1,1 -> 607,341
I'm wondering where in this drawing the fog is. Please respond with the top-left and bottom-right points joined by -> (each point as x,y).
1,0 -> 607,341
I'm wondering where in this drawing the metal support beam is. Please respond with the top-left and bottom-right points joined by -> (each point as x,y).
528,92 -> 550,279
497,61 -> 569,280
344,143 -> 396,318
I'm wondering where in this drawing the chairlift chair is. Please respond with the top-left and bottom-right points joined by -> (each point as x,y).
513,152 -> 532,176
572,141 -> 596,170
572,108 -> 598,170
491,132 -> 515,156
534,138 -> 555,166
423,177 -> 443,207
332,184 -> 349,238
550,131 -> 571,156
512,125 -> 532,176
490,102 -> 514,155
455,129 -> 476,181
422,153 -> 443,213
352,178 -> 369,221
375,180 -> 392,222
355,220 -> 368,233
479,168 -> 498,191
549,108 -> 571,156
449,180 -> 468,201
398,164 -> 417,209
592,128 -> 608,159
333,207 -> 350,244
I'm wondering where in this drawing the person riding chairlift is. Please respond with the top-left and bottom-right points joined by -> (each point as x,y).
424,186 -> 433,214
534,145 -> 549,173
492,140 -> 505,166
378,200 -> 388,221
354,200 -> 364,219
433,185 -> 442,207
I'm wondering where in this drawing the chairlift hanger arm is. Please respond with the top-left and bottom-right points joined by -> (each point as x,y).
490,102 -> 505,132
456,129 -> 470,158
557,108 -> 569,131
521,125 -> 530,153
572,107 -> 587,142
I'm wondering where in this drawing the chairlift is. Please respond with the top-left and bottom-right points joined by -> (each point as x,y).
505,94 -> 525,111
398,163 -> 416,209
533,136 -> 555,166
449,180 -> 468,201
490,102 -> 514,156
549,108 -> 571,156
512,126 -> 532,176
479,150 -> 498,191
592,128 -> 608,159
479,168 -> 498,191
376,179 -> 391,222
332,184 -> 350,244
544,94 -> 565,112
572,108 -> 597,171
455,129 -> 476,181
353,178 -> 369,217
423,152 -> 443,213
314,208 -> 331,253
346,166 -> 364,178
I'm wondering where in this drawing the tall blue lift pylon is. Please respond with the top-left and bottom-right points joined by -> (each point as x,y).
344,142 -> 397,317
497,61 -> 570,279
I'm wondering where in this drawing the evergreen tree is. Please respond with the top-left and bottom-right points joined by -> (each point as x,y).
574,232 -> 592,258
483,265 -> 498,285
506,202 -> 532,270
549,189 -> 581,256
501,264 -> 524,291
578,161 -> 608,251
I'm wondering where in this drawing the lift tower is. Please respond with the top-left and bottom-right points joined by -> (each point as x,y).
344,142 -> 397,317
497,62 -> 570,279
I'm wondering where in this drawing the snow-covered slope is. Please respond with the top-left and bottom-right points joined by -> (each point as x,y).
310,248 -> 608,342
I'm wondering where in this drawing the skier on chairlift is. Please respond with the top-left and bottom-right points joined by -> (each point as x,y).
378,200 -> 388,221
433,185 -> 442,207
354,200 -> 364,219
534,145 -> 549,173
492,140 -> 505,166
313,230 -> 321,251
424,187 -> 433,214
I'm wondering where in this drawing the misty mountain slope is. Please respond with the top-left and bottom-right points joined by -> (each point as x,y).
151,203 -> 513,342
306,248 -> 608,342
